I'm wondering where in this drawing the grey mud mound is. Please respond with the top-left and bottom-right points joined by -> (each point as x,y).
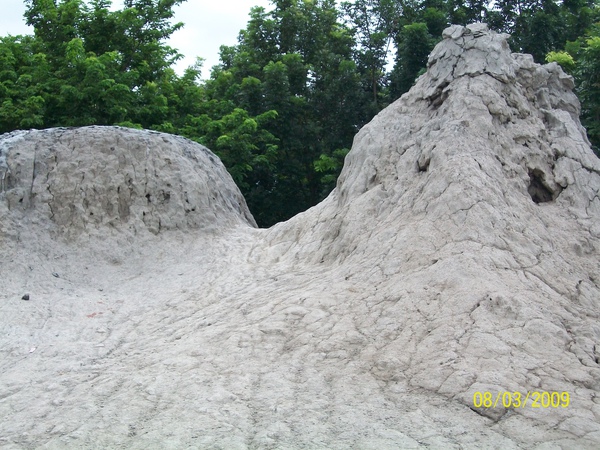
0,126 -> 256,239
1,24 -> 600,449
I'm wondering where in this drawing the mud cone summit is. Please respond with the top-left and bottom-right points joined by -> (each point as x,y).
1,24 -> 600,448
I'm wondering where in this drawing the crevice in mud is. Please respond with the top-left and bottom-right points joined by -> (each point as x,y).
429,85 -> 450,109
418,157 -> 431,173
468,405 -> 509,422
527,169 -> 562,203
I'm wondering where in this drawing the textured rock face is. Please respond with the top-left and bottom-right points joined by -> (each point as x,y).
1,24 -> 600,449
0,126 -> 256,238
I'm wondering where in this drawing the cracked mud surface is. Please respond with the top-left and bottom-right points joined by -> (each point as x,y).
1,24 -> 600,449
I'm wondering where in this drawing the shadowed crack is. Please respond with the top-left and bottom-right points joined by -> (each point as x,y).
528,169 -> 560,203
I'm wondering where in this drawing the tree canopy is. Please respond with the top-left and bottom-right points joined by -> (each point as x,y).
1,0 -> 599,226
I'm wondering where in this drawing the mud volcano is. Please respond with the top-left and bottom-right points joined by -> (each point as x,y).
1,24 -> 599,449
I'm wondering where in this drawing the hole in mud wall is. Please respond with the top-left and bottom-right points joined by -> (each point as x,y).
418,157 -> 430,172
428,83 -> 449,110
528,169 -> 554,203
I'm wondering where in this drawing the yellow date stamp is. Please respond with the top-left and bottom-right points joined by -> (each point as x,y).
473,391 -> 570,409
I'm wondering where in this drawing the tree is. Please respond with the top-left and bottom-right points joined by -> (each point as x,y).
578,33 -> 600,154
0,35 -> 48,130
490,0 -> 599,62
341,0 -> 404,109
558,22 -> 600,155
16,0 -> 187,129
202,0 -> 369,225
390,22 -> 437,98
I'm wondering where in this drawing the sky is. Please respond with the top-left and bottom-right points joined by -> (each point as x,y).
1,0 -> 274,79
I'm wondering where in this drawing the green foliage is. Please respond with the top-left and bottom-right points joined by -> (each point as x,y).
341,0 -> 403,108
574,31 -> 600,154
391,22 -> 437,98
314,148 -> 350,193
198,107 -> 279,191
491,0 -> 600,62
544,20 -> 600,154
0,0 -> 189,131
200,0 -> 371,225
0,35 -> 48,130
546,51 -> 576,73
